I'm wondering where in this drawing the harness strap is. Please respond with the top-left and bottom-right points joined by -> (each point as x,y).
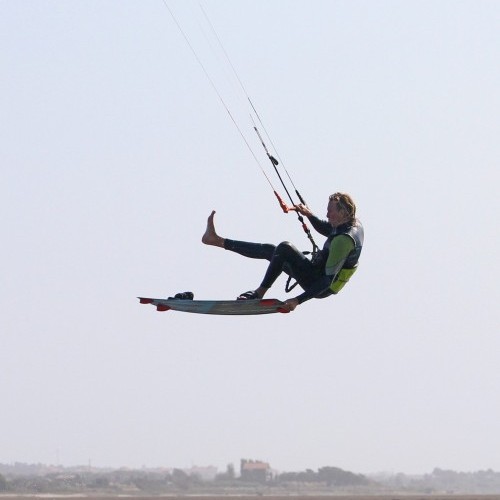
285,275 -> 299,293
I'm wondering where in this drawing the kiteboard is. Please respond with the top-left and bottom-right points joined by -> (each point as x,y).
138,297 -> 289,315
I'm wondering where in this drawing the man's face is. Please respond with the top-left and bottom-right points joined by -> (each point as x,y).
326,198 -> 345,226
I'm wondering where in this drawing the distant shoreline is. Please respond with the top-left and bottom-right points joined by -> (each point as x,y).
2,495 -> 500,500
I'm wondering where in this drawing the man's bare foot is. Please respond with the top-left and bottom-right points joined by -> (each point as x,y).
202,210 -> 225,247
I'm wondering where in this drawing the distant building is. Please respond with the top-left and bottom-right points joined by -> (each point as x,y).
240,459 -> 271,483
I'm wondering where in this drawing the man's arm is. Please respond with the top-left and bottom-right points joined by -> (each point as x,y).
295,204 -> 331,236
325,235 -> 354,278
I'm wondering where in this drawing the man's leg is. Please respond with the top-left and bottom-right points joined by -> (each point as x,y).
260,241 -> 313,290
224,239 -> 275,260
237,241 -> 315,300
202,210 -> 275,260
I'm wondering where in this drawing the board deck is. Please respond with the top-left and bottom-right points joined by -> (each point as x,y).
138,297 -> 289,315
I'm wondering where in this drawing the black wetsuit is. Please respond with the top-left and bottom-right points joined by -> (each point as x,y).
224,215 -> 364,303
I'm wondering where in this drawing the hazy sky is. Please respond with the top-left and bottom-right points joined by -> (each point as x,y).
1,0 -> 499,475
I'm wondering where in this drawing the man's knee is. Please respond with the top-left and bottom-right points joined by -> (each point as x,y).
276,241 -> 299,257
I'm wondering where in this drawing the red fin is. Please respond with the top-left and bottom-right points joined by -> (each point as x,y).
156,304 -> 171,312
139,297 -> 153,304
276,307 -> 290,314
259,299 -> 278,307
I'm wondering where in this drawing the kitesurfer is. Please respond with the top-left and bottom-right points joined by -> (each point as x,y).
202,192 -> 363,312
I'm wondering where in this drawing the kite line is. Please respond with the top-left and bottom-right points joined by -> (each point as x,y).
161,0 -> 319,255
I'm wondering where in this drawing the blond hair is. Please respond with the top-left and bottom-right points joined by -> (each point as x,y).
330,192 -> 356,222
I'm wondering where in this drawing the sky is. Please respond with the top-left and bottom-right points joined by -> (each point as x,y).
1,0 -> 499,476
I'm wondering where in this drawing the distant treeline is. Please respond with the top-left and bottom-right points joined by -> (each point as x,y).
1,463 -> 500,495
278,466 -> 370,486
